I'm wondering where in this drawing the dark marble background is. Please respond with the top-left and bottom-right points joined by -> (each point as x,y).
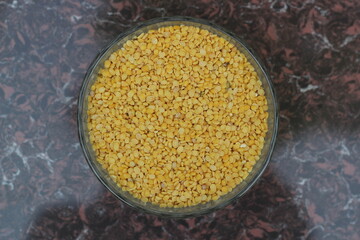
0,0 -> 359,239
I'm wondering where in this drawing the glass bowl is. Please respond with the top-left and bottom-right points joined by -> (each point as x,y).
78,16 -> 278,218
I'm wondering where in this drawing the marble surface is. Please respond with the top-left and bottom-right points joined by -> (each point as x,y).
0,0 -> 359,239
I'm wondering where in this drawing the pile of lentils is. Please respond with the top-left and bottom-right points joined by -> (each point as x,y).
87,25 -> 268,208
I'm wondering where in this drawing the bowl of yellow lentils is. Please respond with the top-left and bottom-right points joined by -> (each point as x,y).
78,17 -> 278,217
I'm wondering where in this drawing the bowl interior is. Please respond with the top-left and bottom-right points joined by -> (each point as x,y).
78,17 -> 278,218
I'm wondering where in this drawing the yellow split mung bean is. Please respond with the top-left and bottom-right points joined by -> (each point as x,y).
87,25 -> 268,208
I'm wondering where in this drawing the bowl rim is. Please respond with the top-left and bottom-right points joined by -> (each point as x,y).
77,16 -> 279,218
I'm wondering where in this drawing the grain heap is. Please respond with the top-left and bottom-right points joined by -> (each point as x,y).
87,25 -> 268,207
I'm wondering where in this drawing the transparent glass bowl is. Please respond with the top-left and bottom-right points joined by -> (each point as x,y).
78,17 -> 278,218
